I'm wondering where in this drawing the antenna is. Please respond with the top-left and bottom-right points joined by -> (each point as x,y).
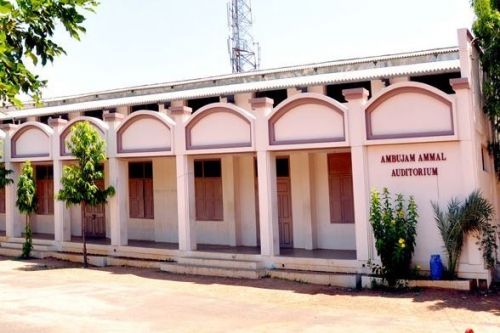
227,0 -> 260,73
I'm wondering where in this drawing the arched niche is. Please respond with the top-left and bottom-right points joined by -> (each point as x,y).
185,103 -> 255,150
268,93 -> 346,145
11,122 -> 53,159
365,82 -> 455,140
60,117 -> 108,156
116,111 -> 174,154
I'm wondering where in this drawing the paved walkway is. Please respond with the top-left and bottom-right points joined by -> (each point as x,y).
0,257 -> 498,333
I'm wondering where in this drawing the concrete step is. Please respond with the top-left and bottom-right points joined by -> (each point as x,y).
1,242 -> 57,252
177,257 -> 263,270
268,269 -> 358,288
0,247 -> 46,259
6,237 -> 55,246
45,252 -> 107,267
113,249 -> 176,262
106,257 -> 163,269
0,247 -> 22,257
160,262 -> 266,279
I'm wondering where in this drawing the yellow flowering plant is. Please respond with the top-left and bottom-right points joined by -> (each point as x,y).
369,188 -> 418,286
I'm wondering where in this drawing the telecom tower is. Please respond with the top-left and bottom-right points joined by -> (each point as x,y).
227,0 -> 260,73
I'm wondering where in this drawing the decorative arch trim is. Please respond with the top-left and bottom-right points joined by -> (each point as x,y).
185,103 -> 255,150
365,82 -> 455,140
116,111 -> 174,154
268,93 -> 347,145
11,122 -> 53,158
60,117 -> 108,156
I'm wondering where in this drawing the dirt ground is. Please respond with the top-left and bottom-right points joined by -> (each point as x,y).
0,257 -> 498,333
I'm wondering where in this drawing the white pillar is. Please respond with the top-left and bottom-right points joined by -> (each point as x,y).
234,92 -> 254,111
451,78 -> 478,191
53,159 -> 71,242
0,124 -> 21,238
342,88 -> 371,261
48,118 -> 71,243
251,97 -> 280,256
290,152 -> 315,250
108,157 -> 128,246
170,106 -> 197,252
307,85 -> 325,95
103,112 -> 128,246
222,155 -> 237,246
451,78 -> 483,266
5,161 -> 20,238
457,29 -> 473,79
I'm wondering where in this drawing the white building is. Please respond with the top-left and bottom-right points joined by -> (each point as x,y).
0,29 -> 497,286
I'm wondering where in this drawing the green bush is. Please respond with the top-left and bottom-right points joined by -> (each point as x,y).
369,188 -> 418,286
432,191 -> 497,278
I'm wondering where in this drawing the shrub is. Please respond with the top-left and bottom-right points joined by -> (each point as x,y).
432,191 -> 497,278
369,188 -> 418,286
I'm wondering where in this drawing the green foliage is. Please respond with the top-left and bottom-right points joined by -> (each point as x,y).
16,161 -> 36,258
57,121 -> 114,267
369,188 -> 418,287
471,1 -> 500,175
432,190 -> 497,278
57,121 -> 115,207
22,219 -> 32,259
0,0 -> 98,107
16,160 -> 35,215
432,198 -> 465,278
0,164 -> 13,187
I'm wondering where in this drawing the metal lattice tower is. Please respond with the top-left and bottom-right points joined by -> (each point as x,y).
227,0 -> 260,73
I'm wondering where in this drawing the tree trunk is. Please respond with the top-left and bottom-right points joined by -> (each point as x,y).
82,205 -> 88,268
22,214 -> 32,259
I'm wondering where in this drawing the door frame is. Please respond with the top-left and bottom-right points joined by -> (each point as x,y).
81,179 -> 107,239
276,156 -> 293,248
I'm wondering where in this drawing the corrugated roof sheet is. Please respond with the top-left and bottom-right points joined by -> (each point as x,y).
38,46 -> 459,102
2,59 -> 460,120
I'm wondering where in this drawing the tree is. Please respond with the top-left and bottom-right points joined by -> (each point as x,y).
16,161 -> 36,259
0,0 -> 98,107
57,121 -> 114,267
471,1 -> 500,175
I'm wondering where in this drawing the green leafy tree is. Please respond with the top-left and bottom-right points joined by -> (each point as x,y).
369,188 -> 418,287
471,1 -> 500,174
0,0 -> 98,107
432,190 -> 497,278
16,161 -> 36,258
57,121 -> 114,267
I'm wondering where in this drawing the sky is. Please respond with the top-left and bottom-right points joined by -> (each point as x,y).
34,0 -> 475,99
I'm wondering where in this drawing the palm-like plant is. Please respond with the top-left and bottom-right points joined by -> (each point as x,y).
432,191 -> 497,278
432,199 -> 465,277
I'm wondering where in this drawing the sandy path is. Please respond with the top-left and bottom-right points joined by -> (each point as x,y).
0,257 -> 498,333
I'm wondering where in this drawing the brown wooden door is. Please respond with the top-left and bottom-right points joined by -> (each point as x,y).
328,153 -> 355,224
277,177 -> 293,248
194,177 -> 223,221
82,180 -> 106,238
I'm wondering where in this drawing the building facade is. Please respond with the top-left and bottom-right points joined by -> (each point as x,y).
0,29 -> 497,284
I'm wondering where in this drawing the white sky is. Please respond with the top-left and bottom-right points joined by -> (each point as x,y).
35,0 -> 475,99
